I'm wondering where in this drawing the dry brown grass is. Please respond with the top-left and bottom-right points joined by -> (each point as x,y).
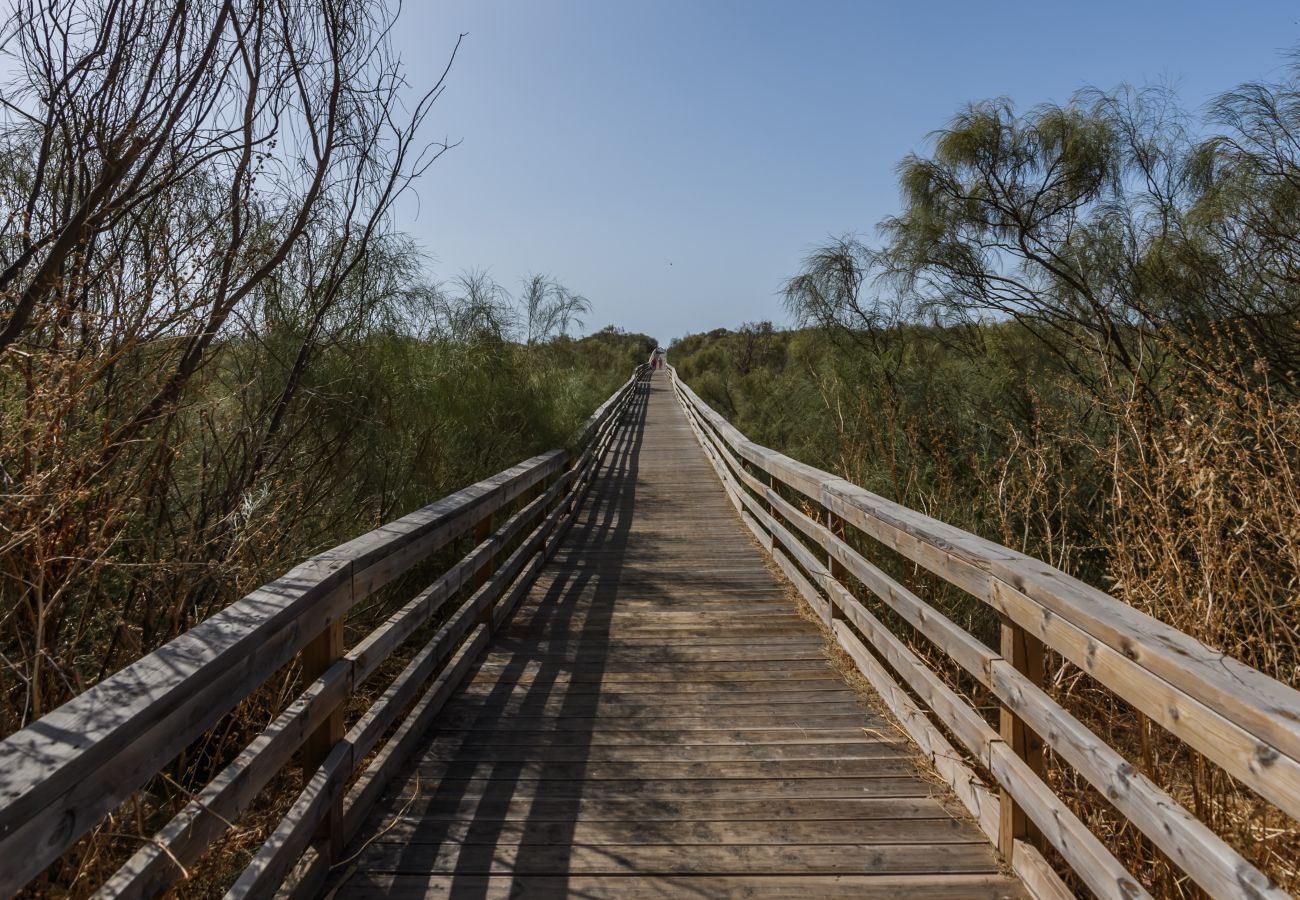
945,362 -> 1300,895
1079,364 -> 1300,895
721,354 -> 1300,896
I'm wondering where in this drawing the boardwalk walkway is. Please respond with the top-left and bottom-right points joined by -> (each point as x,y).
329,371 -> 1024,898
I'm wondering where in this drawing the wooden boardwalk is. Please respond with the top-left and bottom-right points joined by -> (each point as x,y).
7,367 -> 1294,898
329,371 -> 1024,898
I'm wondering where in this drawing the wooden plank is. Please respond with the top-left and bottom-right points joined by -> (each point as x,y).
97,659 -> 352,899
991,577 -> 1300,822
454,686 -> 859,704
0,560 -> 349,899
388,779 -> 937,806
987,742 -> 1148,900
244,627 -> 491,899
348,465 -> 574,682
457,666 -> 844,685
437,696 -> 866,718
415,741 -> 906,763
341,626 -> 490,842
470,658 -> 840,674
833,624 -> 1001,844
449,684 -> 860,703
680,372 -> 1300,806
349,840 -> 1003,875
337,872 -> 1027,899
299,620 -> 345,859
987,622 -> 1289,899
342,611 -> 471,773
410,759 -> 920,781
998,620 -> 1043,857
421,727 -> 893,746
430,711 -> 876,730
1010,840 -> 1075,900
330,369 -> 1014,900
748,452 -> 1281,897
492,635 -> 829,650
367,796 -> 961,824
767,479 -> 999,681
0,451 -> 568,896
454,677 -> 850,695
372,816 -> 985,846
226,734 -> 354,898
988,554 -> 1300,772
773,545 -> 832,624
500,623 -> 811,638
830,608 -> 1147,899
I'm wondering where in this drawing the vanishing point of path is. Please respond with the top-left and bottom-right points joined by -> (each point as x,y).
328,371 -> 1025,899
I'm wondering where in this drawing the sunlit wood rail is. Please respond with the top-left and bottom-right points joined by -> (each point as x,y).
0,368 -> 647,899
670,367 -> 1300,900
0,360 -> 1297,899
324,368 -> 1019,900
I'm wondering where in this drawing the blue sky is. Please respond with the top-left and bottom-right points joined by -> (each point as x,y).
392,1 -> 1300,343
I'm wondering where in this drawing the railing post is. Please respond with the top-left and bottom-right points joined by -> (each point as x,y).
999,617 -> 1045,857
827,510 -> 849,621
474,512 -> 496,589
301,619 -> 344,858
753,466 -> 774,549
531,468 -> 553,533
542,465 -> 565,557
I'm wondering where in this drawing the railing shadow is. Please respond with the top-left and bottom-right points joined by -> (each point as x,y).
382,377 -> 651,898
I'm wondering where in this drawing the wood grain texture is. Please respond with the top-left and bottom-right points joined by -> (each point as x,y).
337,873 -> 1025,899
676,369 -> 1300,811
675,367 -> 1294,900
0,450 -> 573,897
327,371 -> 1021,899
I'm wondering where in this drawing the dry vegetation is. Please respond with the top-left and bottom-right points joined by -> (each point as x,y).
0,1 -> 652,894
3,1 -> 1299,896
673,58 -> 1300,897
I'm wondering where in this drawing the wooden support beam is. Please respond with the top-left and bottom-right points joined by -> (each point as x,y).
300,619 -> 345,860
827,511 -> 849,621
998,618 -> 1045,858
472,512 -> 496,617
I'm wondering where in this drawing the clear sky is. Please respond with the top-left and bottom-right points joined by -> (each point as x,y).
391,1 -> 1300,344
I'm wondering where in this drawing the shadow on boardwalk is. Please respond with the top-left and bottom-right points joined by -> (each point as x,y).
325,372 -> 1023,900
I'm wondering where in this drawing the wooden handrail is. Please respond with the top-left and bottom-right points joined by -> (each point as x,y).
670,366 -> 1296,900
0,365 -> 649,898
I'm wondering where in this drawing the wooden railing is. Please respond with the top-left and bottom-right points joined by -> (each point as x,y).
671,368 -> 1300,900
0,366 -> 649,899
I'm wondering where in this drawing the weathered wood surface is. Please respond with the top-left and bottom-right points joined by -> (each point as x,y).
0,454 -> 576,898
327,371 -> 1023,899
673,372 -> 1300,822
0,369 -> 646,899
672,370 -> 1295,899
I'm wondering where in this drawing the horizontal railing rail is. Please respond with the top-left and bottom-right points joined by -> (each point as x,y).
0,365 -> 649,899
670,366 -> 1298,900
